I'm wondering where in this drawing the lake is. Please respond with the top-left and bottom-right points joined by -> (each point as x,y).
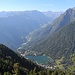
25,55 -> 53,65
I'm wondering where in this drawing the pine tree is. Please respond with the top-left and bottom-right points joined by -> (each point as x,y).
13,63 -> 20,75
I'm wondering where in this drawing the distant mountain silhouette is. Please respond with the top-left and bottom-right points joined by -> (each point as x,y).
0,10 -> 52,50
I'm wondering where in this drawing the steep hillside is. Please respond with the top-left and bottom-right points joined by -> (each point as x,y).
0,44 -> 42,75
27,21 -> 75,67
31,21 -> 75,57
19,7 -> 75,50
0,10 -> 52,50
0,44 -> 75,75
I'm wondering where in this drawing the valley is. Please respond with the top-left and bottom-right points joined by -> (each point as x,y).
0,10 -> 53,50
0,1 -> 75,74
0,44 -> 75,75
17,49 -> 55,69
17,7 -> 75,70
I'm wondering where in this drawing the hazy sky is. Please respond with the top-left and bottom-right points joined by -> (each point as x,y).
0,0 -> 75,11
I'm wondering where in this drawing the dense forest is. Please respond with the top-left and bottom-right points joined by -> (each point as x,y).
0,44 -> 75,75
0,44 -> 42,75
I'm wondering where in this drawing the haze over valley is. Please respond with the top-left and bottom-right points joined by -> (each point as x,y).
0,0 -> 75,75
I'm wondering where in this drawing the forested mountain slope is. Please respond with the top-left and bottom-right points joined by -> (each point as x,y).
0,44 -> 75,75
27,21 -> 75,68
0,44 -> 42,75
19,8 -> 75,51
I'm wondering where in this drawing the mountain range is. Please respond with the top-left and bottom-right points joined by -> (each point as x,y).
0,10 -> 62,50
43,11 -> 63,20
0,10 -> 51,50
18,7 -> 75,67
19,8 -> 75,49
1,7 -> 75,69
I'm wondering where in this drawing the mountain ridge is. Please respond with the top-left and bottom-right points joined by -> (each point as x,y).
20,20 -> 75,69
19,7 -> 75,50
0,10 -> 52,50
0,44 -> 42,75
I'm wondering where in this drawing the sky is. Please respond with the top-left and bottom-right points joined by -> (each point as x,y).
0,0 -> 75,12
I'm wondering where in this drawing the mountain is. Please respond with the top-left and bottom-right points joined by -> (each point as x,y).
0,11 -> 20,17
30,21 -> 75,58
44,8 -> 75,34
43,11 -> 63,20
0,10 -> 52,50
18,7 -> 75,51
0,44 -> 42,75
29,20 -> 75,67
0,44 -> 75,75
